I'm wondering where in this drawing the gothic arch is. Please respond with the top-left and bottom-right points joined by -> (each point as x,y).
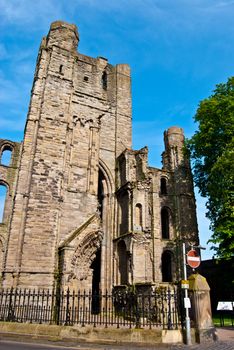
69,229 -> 103,282
99,159 -> 114,196
0,180 -> 10,191
161,250 -> 174,282
0,143 -> 14,166
98,160 -> 114,223
98,159 -> 114,290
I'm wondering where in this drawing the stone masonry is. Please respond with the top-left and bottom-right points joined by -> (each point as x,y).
0,21 -> 199,292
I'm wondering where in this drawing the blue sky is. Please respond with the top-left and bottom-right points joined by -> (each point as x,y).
0,0 -> 234,259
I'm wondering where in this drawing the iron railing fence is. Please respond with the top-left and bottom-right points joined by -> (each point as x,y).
0,287 -> 181,329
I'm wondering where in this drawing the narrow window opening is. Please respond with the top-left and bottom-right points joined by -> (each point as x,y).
84,76 -> 89,82
0,184 -> 8,223
119,194 -> 128,235
98,170 -> 105,221
59,65 -> 63,74
1,148 -> 12,166
160,178 -> 167,195
161,208 -> 170,239
135,203 -> 143,229
162,251 -> 173,282
102,71 -> 107,90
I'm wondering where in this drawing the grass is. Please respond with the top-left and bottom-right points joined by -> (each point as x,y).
213,313 -> 234,327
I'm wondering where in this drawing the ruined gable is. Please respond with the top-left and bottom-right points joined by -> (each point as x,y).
0,21 -> 199,291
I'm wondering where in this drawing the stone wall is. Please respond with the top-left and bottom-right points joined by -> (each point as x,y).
0,140 -> 21,282
0,21 -> 199,291
114,127 -> 199,285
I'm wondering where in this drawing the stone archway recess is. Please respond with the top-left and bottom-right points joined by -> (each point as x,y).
68,229 -> 103,283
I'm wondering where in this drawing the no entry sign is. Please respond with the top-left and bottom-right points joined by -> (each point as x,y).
187,249 -> 200,268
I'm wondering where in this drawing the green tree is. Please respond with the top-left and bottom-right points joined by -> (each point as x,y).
188,77 -> 234,259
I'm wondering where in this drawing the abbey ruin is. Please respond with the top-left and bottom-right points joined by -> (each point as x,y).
0,21 -> 199,292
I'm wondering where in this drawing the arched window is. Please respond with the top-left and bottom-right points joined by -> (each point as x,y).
117,240 -> 128,285
135,203 -> 142,228
0,146 -> 12,166
161,250 -> 173,282
98,170 -> 105,221
160,178 -> 167,195
102,71 -> 107,90
161,207 -> 170,239
0,183 -> 8,223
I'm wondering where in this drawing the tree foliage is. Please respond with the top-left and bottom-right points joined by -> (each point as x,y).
188,77 -> 234,259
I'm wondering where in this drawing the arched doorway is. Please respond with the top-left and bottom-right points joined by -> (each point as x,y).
117,240 -> 128,285
91,248 -> 101,313
161,250 -> 173,282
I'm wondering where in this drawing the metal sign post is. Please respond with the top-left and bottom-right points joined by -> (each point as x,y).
182,242 -> 192,345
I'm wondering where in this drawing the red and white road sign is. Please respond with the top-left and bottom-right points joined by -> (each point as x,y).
187,249 -> 200,268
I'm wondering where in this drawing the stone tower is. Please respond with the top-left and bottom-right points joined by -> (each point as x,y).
0,21 -> 199,291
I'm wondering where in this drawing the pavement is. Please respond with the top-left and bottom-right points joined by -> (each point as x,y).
172,328 -> 234,349
216,327 -> 234,342
0,327 -> 233,350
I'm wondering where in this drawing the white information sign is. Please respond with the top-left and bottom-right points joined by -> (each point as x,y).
184,297 -> 191,309
217,301 -> 233,311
